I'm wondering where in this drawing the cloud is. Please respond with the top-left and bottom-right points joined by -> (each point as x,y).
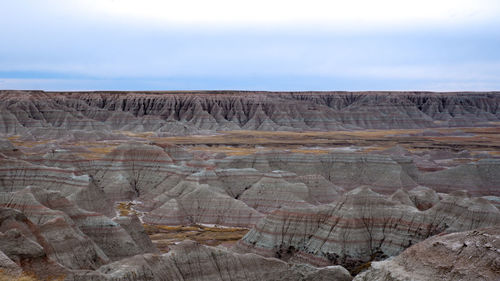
3,62 -> 500,92
77,0 -> 500,28
3,0 -> 500,30
0,1 -> 499,91
1,25 -> 497,74
334,63 -> 500,81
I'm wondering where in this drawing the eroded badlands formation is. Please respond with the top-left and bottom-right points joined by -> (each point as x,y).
352,226 -> 500,281
1,90 -> 499,137
0,90 -> 499,280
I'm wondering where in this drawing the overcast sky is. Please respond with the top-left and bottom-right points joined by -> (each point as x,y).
1,0 -> 500,91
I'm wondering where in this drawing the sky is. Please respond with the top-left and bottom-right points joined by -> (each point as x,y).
1,0 -> 500,91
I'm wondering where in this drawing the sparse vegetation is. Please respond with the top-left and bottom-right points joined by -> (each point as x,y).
116,201 -> 140,216
350,261 -> 372,276
0,270 -> 65,281
150,127 -> 500,156
0,270 -> 37,281
9,127 -> 500,159
143,223 -> 249,252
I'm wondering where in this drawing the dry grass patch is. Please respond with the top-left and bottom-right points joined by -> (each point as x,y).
116,202 -> 141,217
6,135 -> 21,141
0,273 -> 37,281
151,128 -> 500,158
6,127 -> 500,159
188,145 -> 260,156
114,130 -> 155,138
0,270 -> 64,281
9,139 -> 52,148
144,224 -> 249,252
289,148 -> 331,154
78,144 -> 120,159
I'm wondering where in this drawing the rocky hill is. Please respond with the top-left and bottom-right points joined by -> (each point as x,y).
1,91 -> 499,137
235,186 -> 500,271
0,90 -> 499,280
353,226 -> 500,281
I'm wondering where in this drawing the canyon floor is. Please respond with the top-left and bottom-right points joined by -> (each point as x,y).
0,91 -> 499,281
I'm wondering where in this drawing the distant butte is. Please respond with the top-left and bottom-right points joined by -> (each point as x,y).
1,90 -> 499,136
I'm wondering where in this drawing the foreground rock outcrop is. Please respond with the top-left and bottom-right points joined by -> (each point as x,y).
0,186 -> 159,279
236,187 -> 500,271
353,226 -> 500,281
72,241 -> 353,281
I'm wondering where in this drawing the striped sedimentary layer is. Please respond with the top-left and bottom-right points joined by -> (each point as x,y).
216,151 -> 500,196
71,241 -> 353,281
0,157 -> 91,195
0,207 -> 70,280
91,143 -> 176,201
239,171 -> 315,214
0,141 -> 315,227
112,215 -> 159,254
142,180 -> 265,227
353,226 -> 500,281
417,158 -> 500,196
217,152 -> 420,193
0,249 -> 23,278
1,91 -> 499,137
0,155 -> 114,216
0,186 -> 158,278
3,138 -> 500,230
10,142 -> 197,218
235,186 -> 500,270
4,139 -> 499,229
139,167 -> 346,226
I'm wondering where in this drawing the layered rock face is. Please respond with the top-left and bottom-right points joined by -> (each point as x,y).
1,91 -> 499,280
216,151 -> 500,196
3,138 -> 499,229
236,187 -> 500,271
0,139 -> 355,279
0,151 -> 114,216
0,249 -> 23,277
239,171 -> 315,214
0,207 -> 69,280
72,241 -> 353,281
0,186 -> 159,278
142,180 -> 265,227
353,226 -> 500,281
91,142 -> 175,201
1,91 -> 499,136
417,159 -> 500,196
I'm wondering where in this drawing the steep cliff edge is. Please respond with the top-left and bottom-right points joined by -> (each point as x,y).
1,91 -> 499,136
235,187 -> 500,272
353,226 -> 500,281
